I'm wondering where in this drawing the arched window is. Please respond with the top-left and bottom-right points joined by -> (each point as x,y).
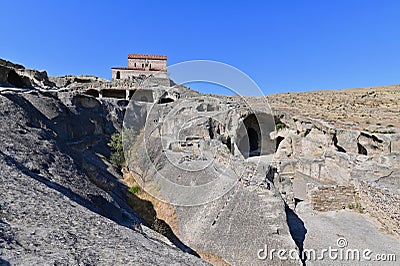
116,71 -> 120,79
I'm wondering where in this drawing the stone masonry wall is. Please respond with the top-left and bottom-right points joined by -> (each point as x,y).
307,181 -> 399,236
128,58 -> 167,70
358,181 -> 400,236
307,184 -> 358,212
111,68 -> 167,79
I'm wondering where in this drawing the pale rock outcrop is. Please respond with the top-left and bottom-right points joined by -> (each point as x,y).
0,59 -> 55,88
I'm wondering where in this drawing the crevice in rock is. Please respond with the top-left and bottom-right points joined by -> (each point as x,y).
221,135 -> 232,153
266,165 -> 276,183
275,136 -> 285,152
285,204 -> 307,265
208,118 -> 215,139
125,188 -> 200,258
303,128 -> 311,137
357,143 -> 368,155
360,132 -> 383,143
332,133 -> 346,153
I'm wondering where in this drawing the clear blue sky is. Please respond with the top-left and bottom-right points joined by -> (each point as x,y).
1,0 -> 400,95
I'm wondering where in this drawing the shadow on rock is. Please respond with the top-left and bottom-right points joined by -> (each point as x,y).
0,150 -> 136,228
0,258 -> 11,266
285,204 -> 307,265
125,190 -> 200,257
2,93 -> 199,257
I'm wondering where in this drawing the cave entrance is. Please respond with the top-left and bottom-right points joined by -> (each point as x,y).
84,89 -> 100,98
101,89 -> 126,99
7,70 -> 28,88
238,114 -> 261,158
247,127 -> 259,155
158,97 -> 175,104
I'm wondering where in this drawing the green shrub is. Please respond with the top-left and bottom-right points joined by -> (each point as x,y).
371,129 -> 395,134
129,185 -> 141,194
355,202 -> 363,213
108,132 -> 125,167
275,122 -> 286,131
347,202 -> 363,213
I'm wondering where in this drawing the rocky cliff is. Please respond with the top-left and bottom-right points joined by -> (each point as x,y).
0,62 -> 209,265
1,59 -> 398,266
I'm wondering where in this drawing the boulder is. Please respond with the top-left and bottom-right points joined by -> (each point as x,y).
335,129 -> 359,153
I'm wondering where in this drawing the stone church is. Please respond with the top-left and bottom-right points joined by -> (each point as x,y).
112,54 -> 167,80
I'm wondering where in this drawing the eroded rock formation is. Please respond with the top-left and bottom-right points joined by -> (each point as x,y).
1,58 -> 399,265
267,97 -> 400,236
0,61 -> 209,265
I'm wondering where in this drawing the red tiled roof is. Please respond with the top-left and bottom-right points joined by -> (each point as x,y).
128,54 -> 167,60
111,67 -> 166,71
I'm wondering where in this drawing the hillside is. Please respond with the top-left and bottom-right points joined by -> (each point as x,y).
267,85 -> 400,131
1,59 -> 399,265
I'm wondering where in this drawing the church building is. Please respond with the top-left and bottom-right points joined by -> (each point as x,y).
111,54 -> 167,80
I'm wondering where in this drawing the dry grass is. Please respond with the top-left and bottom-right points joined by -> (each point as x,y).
122,169 -> 180,236
266,84 -> 400,130
196,250 -> 231,266
172,146 -> 184,152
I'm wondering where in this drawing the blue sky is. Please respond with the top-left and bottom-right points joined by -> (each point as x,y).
1,0 -> 400,95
